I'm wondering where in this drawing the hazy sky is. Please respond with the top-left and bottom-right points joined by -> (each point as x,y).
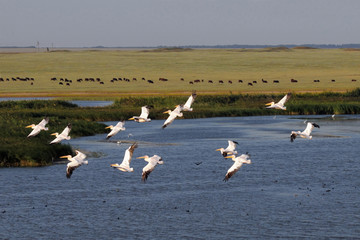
1,0 -> 359,47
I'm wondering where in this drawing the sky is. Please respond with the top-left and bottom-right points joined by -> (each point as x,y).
1,0 -> 360,47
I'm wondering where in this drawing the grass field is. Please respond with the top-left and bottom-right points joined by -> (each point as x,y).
1,47 -> 360,97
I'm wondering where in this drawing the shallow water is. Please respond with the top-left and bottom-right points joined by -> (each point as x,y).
1,115 -> 359,239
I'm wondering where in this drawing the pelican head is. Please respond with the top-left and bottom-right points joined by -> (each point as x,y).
60,155 -> 72,160
105,125 -> 113,129
25,124 -> 35,129
128,117 -> 135,120
224,155 -> 236,159
51,132 -> 59,137
163,110 -> 171,114
265,102 -> 274,106
216,148 -> 224,152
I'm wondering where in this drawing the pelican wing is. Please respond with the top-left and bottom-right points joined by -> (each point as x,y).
224,161 -> 243,182
38,117 -> 49,128
226,140 -> 238,152
73,150 -> 86,162
107,121 -> 125,139
302,122 -> 318,136
183,92 -> 197,111
277,93 -> 291,107
162,106 -> 183,129
120,143 -> 138,167
60,123 -> 71,137
139,106 -> 150,119
66,161 -> 80,178
141,155 -> 162,182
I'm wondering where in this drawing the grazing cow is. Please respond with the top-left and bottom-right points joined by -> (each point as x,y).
253,81 -> 257,84
314,80 -> 320,82
194,79 -> 201,83
238,80 -> 243,83
228,80 -> 232,84
352,79 -> 357,82
180,78 -> 184,81
273,80 -> 280,83
248,82 -> 253,86
147,80 -> 154,84
77,79 -> 83,82
96,78 -> 101,82
59,82 -> 63,85
100,82 -> 104,84
189,81 -> 194,84
262,79 -> 268,83
331,79 -> 336,82
31,82 -> 33,85
159,78 -> 168,81
291,79 -> 298,83
142,77 -> 146,81
51,77 -> 57,81
66,83 -> 70,86
219,80 -> 224,84
208,80 -> 213,83
133,78 -> 137,81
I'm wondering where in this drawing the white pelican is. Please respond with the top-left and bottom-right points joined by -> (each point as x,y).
106,121 -> 126,139
128,105 -> 153,122
50,123 -> 71,144
180,91 -> 197,111
331,114 -> 336,120
26,117 -> 49,138
265,93 -> 291,110
60,150 -> 88,179
290,122 -> 320,142
224,153 -> 252,182
216,140 -> 239,157
137,155 -> 163,182
111,143 -> 138,172
162,105 -> 183,129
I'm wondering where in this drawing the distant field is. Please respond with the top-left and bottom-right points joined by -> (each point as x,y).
0,47 -> 359,97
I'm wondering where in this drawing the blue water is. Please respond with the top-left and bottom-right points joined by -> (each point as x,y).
0,115 -> 359,239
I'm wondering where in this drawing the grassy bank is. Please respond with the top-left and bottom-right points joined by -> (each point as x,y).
1,48 -> 359,95
1,89 -> 359,167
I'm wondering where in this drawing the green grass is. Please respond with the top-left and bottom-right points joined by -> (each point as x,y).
0,48 -> 360,95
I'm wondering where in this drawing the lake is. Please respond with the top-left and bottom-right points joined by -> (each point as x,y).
0,115 -> 359,239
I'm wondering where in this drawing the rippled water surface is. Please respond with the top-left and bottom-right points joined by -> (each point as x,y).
1,115 -> 359,239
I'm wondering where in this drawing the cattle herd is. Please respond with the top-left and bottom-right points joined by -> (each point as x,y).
0,76 -> 358,87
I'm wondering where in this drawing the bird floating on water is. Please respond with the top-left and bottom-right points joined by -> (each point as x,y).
265,93 -> 291,110
331,114 -> 336,120
137,155 -> 163,182
290,122 -> 320,142
111,143 -> 138,172
216,140 -> 239,157
224,153 -> 252,182
180,91 -> 197,112
60,150 -> 88,179
105,121 -> 126,139
50,123 -> 71,144
162,104 -> 183,129
26,117 -> 49,138
128,105 -> 153,122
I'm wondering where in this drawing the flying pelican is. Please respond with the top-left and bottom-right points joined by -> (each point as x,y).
223,153 -> 252,182
162,105 -> 183,129
105,121 -> 126,139
50,123 -> 71,144
26,117 -> 49,138
216,140 -> 239,157
180,91 -> 197,111
111,143 -> 138,172
137,155 -> 163,182
60,150 -> 88,179
265,93 -> 291,110
290,122 -> 320,142
128,105 -> 153,122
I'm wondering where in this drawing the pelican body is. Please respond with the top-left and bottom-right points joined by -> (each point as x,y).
265,93 -> 291,110
106,121 -> 126,139
162,105 -> 183,129
60,150 -> 88,179
26,117 -> 49,138
290,122 -> 320,142
50,123 -> 71,144
224,153 -> 252,182
216,140 -> 239,157
137,155 -> 163,182
180,91 -> 197,111
111,143 -> 138,172
129,105 -> 153,122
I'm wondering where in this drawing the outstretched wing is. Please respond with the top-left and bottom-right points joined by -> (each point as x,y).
139,106 -> 151,119
60,123 -> 71,137
277,93 -> 291,107
38,117 -> 49,128
121,143 -> 138,166
223,161 -> 243,182
226,140 -> 239,151
183,92 -> 197,110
